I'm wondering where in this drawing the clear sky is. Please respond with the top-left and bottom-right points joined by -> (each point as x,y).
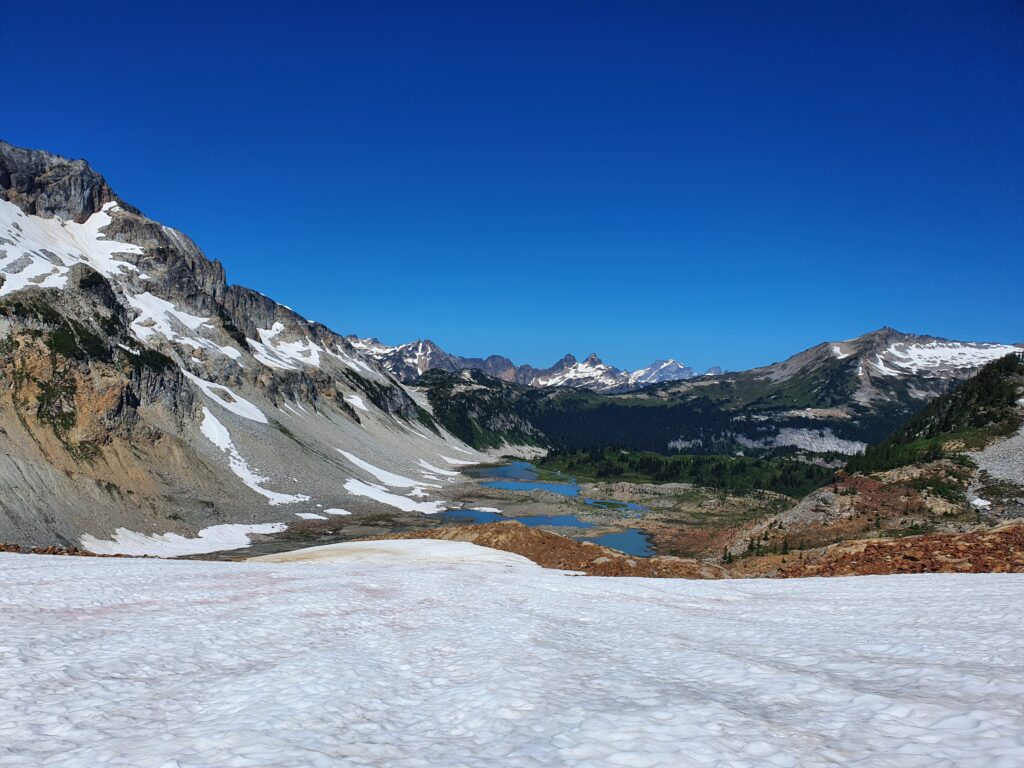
3,1 -> 1022,372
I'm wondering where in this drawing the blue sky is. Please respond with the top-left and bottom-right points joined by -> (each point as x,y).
3,1 -> 1021,371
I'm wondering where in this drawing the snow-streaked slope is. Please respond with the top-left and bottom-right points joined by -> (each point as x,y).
871,340 -> 1022,376
198,408 -> 310,506
0,142 -> 492,550
1,551 -> 1022,767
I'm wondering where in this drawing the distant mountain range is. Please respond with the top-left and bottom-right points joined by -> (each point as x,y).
348,337 -> 722,393
416,327 -> 1023,455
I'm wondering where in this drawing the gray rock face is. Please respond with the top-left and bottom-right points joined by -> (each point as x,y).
0,140 -> 129,222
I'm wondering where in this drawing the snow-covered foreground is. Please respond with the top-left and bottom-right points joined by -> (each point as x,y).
1,545 -> 1023,768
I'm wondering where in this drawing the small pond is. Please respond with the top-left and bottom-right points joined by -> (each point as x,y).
468,461 -> 646,515
441,498 -> 654,558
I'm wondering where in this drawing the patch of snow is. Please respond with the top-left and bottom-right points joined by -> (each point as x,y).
255,539 -> 538,567
337,450 -> 439,488
344,478 -> 446,514
326,345 -> 376,374
184,372 -> 268,423
126,292 -> 242,361
873,341 -> 1021,377
0,199 -> 142,296
344,394 -> 369,412
295,512 -> 328,520
417,459 -> 459,476
323,508 -> 352,516
199,408 -> 309,505
247,322 -> 325,370
440,455 -> 477,466
737,428 -> 867,455
79,522 -> 285,557
280,402 -> 307,420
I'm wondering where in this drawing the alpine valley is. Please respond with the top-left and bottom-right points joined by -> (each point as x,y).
0,140 -> 1022,568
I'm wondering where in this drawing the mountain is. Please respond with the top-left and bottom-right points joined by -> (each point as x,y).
846,351 -> 1024,474
0,141 -> 488,551
419,329 -> 1022,456
350,337 -> 713,393
629,359 -> 698,385
719,353 -> 1024,572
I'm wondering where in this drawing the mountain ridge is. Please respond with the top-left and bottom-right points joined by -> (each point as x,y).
0,140 -> 489,551
349,335 -> 717,393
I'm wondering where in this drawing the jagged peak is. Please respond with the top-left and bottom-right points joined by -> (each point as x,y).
0,140 -> 134,223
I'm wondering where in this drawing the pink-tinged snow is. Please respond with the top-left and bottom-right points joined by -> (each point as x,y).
79,522 -> 285,557
199,408 -> 310,506
1,551 -> 1022,767
0,199 -> 142,296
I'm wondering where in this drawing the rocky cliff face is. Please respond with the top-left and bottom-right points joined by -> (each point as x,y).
0,141 -> 487,551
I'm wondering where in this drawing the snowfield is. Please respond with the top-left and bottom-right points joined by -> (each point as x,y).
1,546 -> 1023,767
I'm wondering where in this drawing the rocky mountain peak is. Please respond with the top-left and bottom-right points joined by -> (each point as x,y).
0,140 -> 133,223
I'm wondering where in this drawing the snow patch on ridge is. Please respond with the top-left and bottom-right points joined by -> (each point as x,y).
0,199 -> 142,296
127,292 -> 242,361
871,341 -> 1021,376
184,372 -> 268,423
247,323 -> 324,370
